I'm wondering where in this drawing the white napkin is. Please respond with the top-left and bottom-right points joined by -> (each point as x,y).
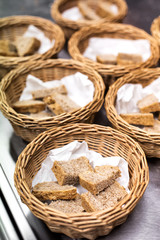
32,141 -> 130,193
19,72 -> 94,107
23,25 -> 55,54
62,7 -> 84,21
116,77 -> 160,114
83,37 -> 151,62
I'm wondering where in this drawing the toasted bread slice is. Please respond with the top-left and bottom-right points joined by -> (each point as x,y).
81,181 -> 127,212
32,85 -> 67,100
79,165 -> 121,195
12,99 -> 45,113
32,181 -> 77,201
120,113 -> 154,126
15,37 -> 40,56
0,40 -> 18,57
49,195 -> 84,213
96,54 -> 117,64
52,156 -> 93,186
137,94 -> 160,113
117,53 -> 143,65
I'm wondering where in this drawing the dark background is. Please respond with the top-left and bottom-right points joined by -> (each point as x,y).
0,0 -> 160,240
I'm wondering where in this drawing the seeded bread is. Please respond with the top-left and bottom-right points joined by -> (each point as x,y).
96,54 -> 117,65
120,113 -> 154,126
0,40 -> 18,57
32,85 -> 67,100
137,94 -> 160,113
32,181 -> 77,201
79,166 -> 121,195
117,53 -> 142,65
47,102 -> 65,115
45,93 -> 80,113
81,181 -> 127,212
12,99 -> 45,113
15,37 -> 40,57
49,195 -> 84,214
52,156 -> 93,186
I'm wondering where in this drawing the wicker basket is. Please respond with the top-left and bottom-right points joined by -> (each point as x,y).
51,0 -> 128,38
68,23 -> 159,86
14,123 -> 149,239
105,68 -> 160,158
0,15 -> 65,78
151,16 -> 160,57
0,59 -> 105,142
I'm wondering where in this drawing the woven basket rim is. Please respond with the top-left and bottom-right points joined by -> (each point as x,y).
105,68 -> 160,156
151,16 -> 160,45
0,15 -> 65,67
14,123 -> 149,220
68,22 -> 159,76
51,0 -> 128,29
0,58 -> 105,129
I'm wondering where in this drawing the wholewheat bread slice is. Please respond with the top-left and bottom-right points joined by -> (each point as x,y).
117,53 -> 142,65
79,165 -> 121,195
12,99 -> 45,113
0,40 -> 18,57
52,156 -> 93,186
120,113 -> 154,126
15,37 -> 40,56
32,181 -> 77,201
49,195 -> 84,214
96,54 -> 117,65
137,94 -> 160,113
81,181 -> 127,212
32,85 -> 67,100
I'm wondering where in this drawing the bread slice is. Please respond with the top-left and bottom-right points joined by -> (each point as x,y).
117,53 -> 142,65
78,1 -> 101,20
96,1 -> 115,18
44,93 -> 80,113
81,181 -> 127,212
52,156 -> 93,186
29,111 -> 53,119
96,54 -> 117,65
49,195 -> 84,214
120,113 -> 154,126
79,165 -> 121,195
12,99 -> 45,113
32,181 -> 77,201
15,37 -> 40,56
137,94 -> 160,113
143,119 -> 160,133
0,40 -> 18,57
47,102 -> 65,115
32,85 -> 67,100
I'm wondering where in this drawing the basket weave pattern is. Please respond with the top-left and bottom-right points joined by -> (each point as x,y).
14,123 -> 149,239
51,0 -> 128,38
105,68 -> 160,158
68,23 -> 159,81
0,16 -> 65,69
151,16 -> 160,56
0,59 -> 105,142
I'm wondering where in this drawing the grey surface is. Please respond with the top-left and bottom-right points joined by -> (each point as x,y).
0,0 -> 160,240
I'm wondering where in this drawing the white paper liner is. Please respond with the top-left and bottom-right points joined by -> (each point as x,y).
23,25 -> 55,54
19,72 -> 94,107
32,141 -> 130,194
116,77 -> 160,114
62,4 -> 118,21
83,37 -> 151,62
